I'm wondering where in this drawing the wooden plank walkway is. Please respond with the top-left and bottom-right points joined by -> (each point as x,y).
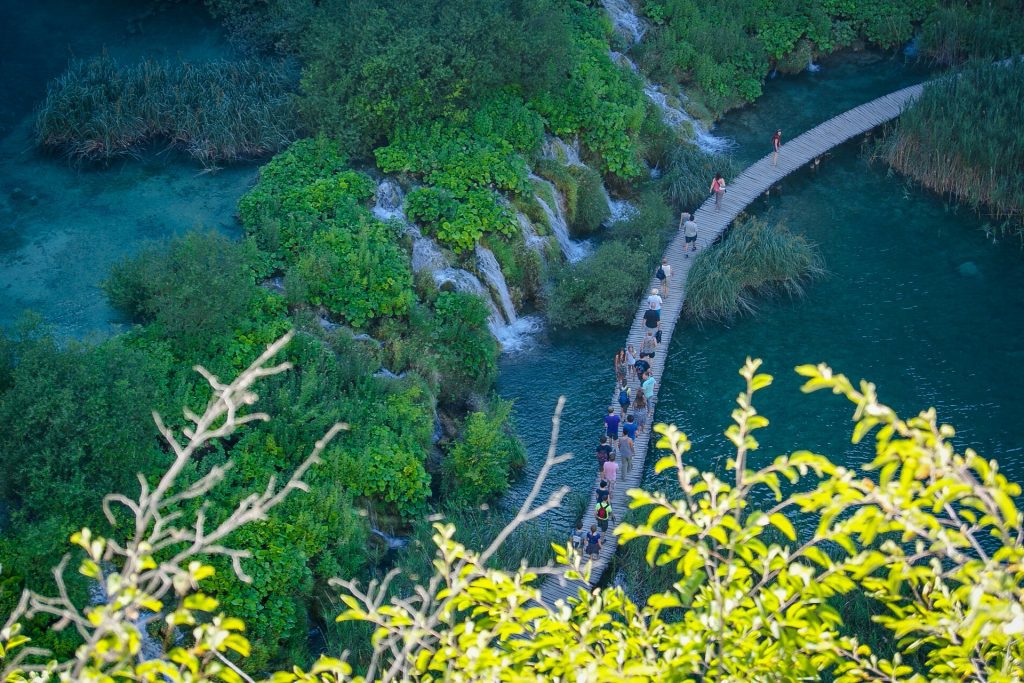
537,82 -> 925,604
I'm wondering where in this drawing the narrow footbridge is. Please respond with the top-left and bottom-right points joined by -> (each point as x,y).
538,82 -> 925,603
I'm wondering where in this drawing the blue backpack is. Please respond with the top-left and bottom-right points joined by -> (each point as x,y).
618,387 -> 630,404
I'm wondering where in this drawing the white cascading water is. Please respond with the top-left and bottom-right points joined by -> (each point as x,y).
541,135 -> 631,227
603,2 -> 730,154
475,245 -> 542,352
517,210 -> 548,252
603,0 -> 646,44
529,173 -> 590,262
372,178 -> 538,351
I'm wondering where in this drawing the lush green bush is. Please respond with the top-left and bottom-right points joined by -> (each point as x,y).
637,0 -> 933,117
238,137 -> 376,259
685,215 -> 825,321
425,292 -> 499,401
920,0 -> 1024,65
874,59 -> 1024,238
35,56 -> 297,165
405,186 -> 519,254
290,221 -> 413,327
443,400 -> 526,505
534,159 -> 611,237
103,231 -> 258,345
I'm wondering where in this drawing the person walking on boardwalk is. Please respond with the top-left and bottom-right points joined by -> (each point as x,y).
618,381 -> 631,419
604,406 -> 621,439
614,348 -> 627,385
596,437 -> 613,472
622,414 -> 637,441
633,391 -> 649,434
641,370 -> 658,407
643,303 -> 660,340
596,479 -> 610,503
657,257 -> 672,297
585,525 -> 602,560
595,498 -> 615,532
569,521 -> 586,554
640,330 -> 658,359
647,288 -> 663,322
617,430 -> 635,474
683,213 -> 699,257
603,453 -> 619,495
711,172 -> 726,210
772,129 -> 782,166
625,344 -> 638,379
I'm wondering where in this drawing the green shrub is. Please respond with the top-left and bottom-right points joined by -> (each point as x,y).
35,56 -> 297,165
569,165 -> 611,235
103,232 -> 258,349
443,400 -> 526,505
405,186 -> 518,254
427,292 -> 498,401
685,215 -> 825,321
291,221 -> 413,327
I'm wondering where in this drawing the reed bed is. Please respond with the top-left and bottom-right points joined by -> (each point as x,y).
35,56 -> 298,165
685,215 -> 825,322
874,59 -> 1024,236
660,143 -> 743,211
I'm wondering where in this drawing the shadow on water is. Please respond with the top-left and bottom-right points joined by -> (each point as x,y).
498,50 -> 1024,541
0,0 -> 257,339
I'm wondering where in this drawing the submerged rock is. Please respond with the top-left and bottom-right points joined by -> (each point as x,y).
958,261 -> 979,277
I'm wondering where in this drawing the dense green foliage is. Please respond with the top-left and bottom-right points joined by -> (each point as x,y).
875,60 -> 1024,238
920,0 -> 1024,65
685,215 -> 825,321
636,0 -> 933,117
548,192 -> 673,328
443,400 -> 526,505
5,356 -> 1024,681
534,159 -> 611,237
35,56 -> 296,165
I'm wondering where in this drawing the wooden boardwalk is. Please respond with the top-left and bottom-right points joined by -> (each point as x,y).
538,82 -> 925,604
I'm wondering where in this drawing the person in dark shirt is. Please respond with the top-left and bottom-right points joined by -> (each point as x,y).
643,307 -> 659,330
622,415 -> 637,440
596,437 -> 613,472
634,358 -> 650,377
596,479 -> 610,503
603,406 -> 620,438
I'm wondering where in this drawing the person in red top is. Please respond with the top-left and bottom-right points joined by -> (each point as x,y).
772,129 -> 782,166
710,173 -> 726,210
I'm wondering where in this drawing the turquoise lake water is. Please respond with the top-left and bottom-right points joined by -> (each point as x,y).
0,1 -> 255,338
498,50 -> 1024,531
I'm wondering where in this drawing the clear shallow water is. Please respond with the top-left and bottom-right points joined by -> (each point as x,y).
0,0 -> 255,339
498,51 -> 1024,532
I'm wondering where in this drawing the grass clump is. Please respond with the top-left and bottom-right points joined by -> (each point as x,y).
874,59 -> 1024,238
35,56 -> 297,165
920,0 -> 1024,66
685,216 -> 824,322
660,144 -> 743,212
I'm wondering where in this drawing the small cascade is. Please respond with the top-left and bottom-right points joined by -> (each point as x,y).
608,198 -> 638,223
476,245 -> 517,324
372,178 -> 405,222
807,62 -> 821,73
643,85 -> 731,154
603,0 -> 646,44
608,50 -> 640,73
541,136 -> 584,167
517,211 -> 548,252
530,174 -> 589,263
371,528 -> 410,550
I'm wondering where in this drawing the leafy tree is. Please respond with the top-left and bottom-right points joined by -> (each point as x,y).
424,292 -> 499,401
443,400 -> 526,505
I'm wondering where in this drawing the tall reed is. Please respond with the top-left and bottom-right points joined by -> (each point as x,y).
873,59 -> 1024,237
35,56 -> 298,165
685,215 -> 825,322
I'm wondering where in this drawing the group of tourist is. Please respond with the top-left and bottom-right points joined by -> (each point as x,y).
571,263 -> 683,561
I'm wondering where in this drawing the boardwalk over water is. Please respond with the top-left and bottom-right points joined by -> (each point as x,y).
538,82 -> 925,603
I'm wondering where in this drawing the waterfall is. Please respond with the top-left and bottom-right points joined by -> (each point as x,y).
608,198 -> 638,223
517,211 -> 547,252
476,245 -> 517,324
541,136 -> 584,167
603,0 -> 647,44
602,0 -> 731,155
372,178 -> 405,222
530,174 -> 589,262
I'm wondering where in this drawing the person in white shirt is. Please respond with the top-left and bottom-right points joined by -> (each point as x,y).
647,288 -> 663,322
684,215 -> 698,256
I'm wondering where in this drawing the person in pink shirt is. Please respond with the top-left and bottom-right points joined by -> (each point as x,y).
602,453 -> 619,495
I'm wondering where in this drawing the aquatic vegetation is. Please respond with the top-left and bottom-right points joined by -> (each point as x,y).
920,0 -> 1024,65
874,59 -> 1024,237
35,56 -> 297,165
659,143 -> 743,212
685,215 -> 825,322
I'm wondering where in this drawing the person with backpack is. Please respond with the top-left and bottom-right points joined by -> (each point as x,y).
640,330 -> 658,359
657,258 -> 672,297
569,521 -> 586,555
585,525 -> 602,560
595,498 -> 615,532
604,406 -> 620,439
618,382 -> 631,418
711,172 -> 726,210
647,288 -> 663,322
596,437 -> 613,473
634,357 -> 651,379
